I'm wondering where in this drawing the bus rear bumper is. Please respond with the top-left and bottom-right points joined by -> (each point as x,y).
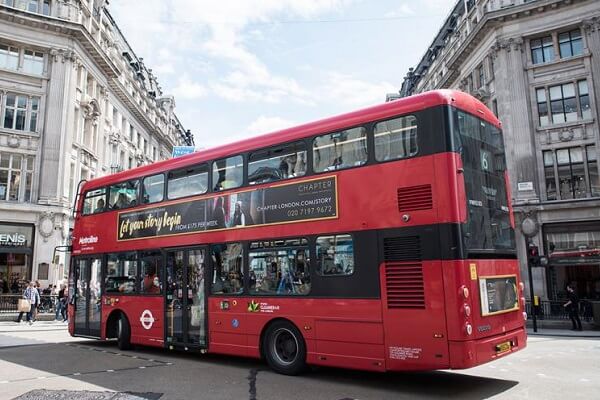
448,327 -> 527,369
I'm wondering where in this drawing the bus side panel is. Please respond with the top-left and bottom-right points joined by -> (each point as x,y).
208,298 -> 249,356
380,260 -> 450,371
102,296 -> 164,348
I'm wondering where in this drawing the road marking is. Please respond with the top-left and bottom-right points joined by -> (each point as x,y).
106,370 -> 114,373
536,373 -> 546,378
73,373 -> 81,376
139,366 -> 146,369
0,381 -> 9,384
579,378 -> 590,382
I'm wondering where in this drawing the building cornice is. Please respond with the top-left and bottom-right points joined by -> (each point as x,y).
403,0 -> 592,95
0,6 -> 120,77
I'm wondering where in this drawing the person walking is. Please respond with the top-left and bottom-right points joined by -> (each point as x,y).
15,281 -> 40,325
563,284 -> 583,331
56,285 -> 67,322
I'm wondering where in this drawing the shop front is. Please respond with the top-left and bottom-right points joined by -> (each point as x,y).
543,221 -> 600,322
0,223 -> 34,294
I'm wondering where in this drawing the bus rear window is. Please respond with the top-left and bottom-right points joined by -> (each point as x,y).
313,127 -> 367,172
109,180 -> 139,210
82,187 -> 106,215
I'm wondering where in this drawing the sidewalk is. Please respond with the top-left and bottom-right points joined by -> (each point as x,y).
527,327 -> 600,338
0,320 -> 67,333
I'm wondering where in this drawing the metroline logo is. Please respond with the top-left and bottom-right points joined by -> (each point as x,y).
78,236 -> 99,245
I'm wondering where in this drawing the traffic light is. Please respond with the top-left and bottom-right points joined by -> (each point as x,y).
528,244 -> 540,267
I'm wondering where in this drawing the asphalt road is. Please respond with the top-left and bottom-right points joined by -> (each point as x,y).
0,324 -> 598,400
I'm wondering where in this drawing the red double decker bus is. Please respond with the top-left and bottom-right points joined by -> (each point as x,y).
68,90 -> 526,375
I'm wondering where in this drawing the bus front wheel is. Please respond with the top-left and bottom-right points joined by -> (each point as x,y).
117,315 -> 132,350
263,320 -> 306,375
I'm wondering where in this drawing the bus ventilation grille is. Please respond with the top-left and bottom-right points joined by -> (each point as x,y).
384,262 -> 425,309
397,185 -> 433,211
383,236 -> 422,261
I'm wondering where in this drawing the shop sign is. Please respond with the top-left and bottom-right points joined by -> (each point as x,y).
0,224 -> 33,249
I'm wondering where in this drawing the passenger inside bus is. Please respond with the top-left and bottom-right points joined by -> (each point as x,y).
94,198 -> 105,213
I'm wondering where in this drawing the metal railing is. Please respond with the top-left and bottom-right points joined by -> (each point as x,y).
0,294 -> 58,314
525,300 -> 595,322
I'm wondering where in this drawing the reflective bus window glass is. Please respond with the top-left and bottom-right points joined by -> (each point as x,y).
109,180 -> 139,210
211,242 -> 243,294
374,115 -> 418,161
82,187 -> 106,215
140,250 -> 163,294
105,252 -> 137,293
167,164 -> 208,200
142,174 -> 164,204
248,142 -> 307,185
316,234 -> 354,276
249,239 -> 310,295
313,127 -> 367,172
213,156 -> 243,191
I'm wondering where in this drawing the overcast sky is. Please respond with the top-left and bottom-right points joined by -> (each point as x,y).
110,0 -> 456,149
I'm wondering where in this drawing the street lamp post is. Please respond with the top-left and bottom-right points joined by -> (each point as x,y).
521,216 -> 539,333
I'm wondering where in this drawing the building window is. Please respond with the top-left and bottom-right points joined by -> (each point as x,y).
536,81 -> 590,126
0,152 -> 34,202
579,80 -> 592,120
478,64 -> 485,88
22,50 -> 43,75
587,145 -> 600,196
531,35 -> 554,64
3,0 -> 50,16
2,93 -> 40,132
543,151 -> 556,200
559,29 -> 583,59
0,44 -> 18,70
489,56 -> 495,79
544,146 -> 598,200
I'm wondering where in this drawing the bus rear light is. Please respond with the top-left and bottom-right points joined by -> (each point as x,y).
465,323 -> 473,336
460,286 -> 469,299
519,282 -> 525,292
523,312 -> 528,321
463,304 -> 471,317
520,297 -> 526,307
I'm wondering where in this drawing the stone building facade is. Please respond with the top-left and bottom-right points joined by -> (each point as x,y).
0,0 -> 193,292
395,0 -> 600,305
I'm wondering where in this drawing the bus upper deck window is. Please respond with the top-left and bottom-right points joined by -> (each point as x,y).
213,156 -> 243,191
82,187 -> 107,215
142,174 -> 164,204
312,127 -> 367,173
167,164 -> 208,200
374,115 -> 418,162
109,180 -> 139,210
248,142 -> 307,185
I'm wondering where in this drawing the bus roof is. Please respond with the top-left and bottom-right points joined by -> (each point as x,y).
84,89 -> 498,191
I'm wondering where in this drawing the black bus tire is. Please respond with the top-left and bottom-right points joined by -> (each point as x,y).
262,320 -> 306,375
117,314 -> 132,350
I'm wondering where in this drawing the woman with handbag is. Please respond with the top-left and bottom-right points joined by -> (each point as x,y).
15,281 -> 40,325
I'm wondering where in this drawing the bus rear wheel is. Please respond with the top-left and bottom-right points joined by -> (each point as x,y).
263,321 -> 306,375
117,315 -> 132,350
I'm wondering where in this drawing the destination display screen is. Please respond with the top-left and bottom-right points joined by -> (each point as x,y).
117,176 -> 337,241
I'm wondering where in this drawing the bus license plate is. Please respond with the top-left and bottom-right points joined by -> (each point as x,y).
495,341 -> 512,353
